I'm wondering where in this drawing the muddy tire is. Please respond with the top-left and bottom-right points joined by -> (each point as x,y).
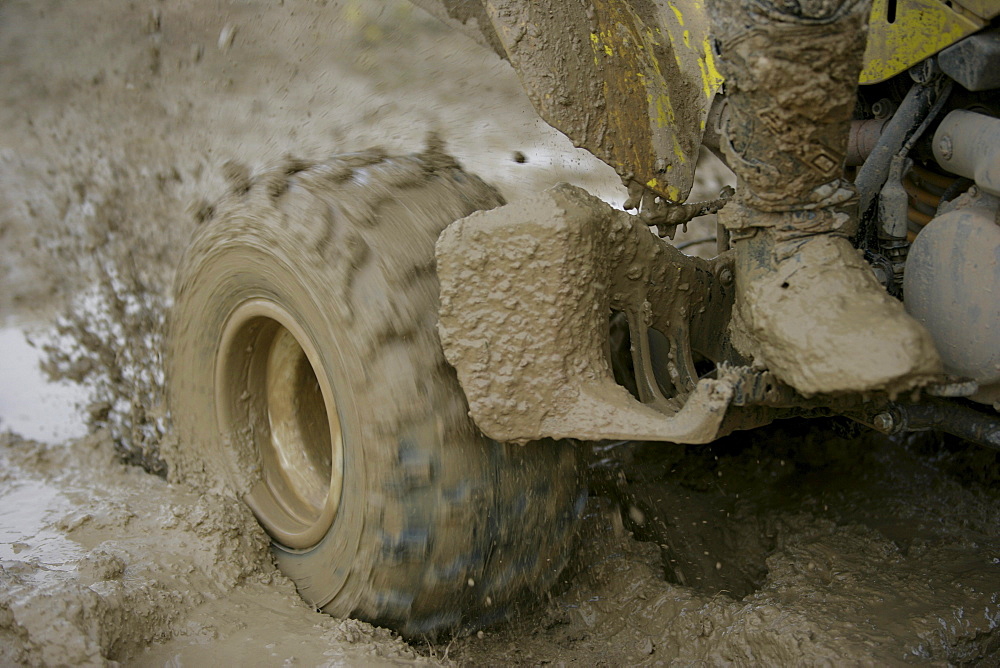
167,148 -> 585,636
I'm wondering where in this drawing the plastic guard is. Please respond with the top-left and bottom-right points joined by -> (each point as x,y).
436,183 -> 742,444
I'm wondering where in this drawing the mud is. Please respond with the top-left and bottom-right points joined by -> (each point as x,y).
2,0 -> 999,665
4,421 -> 1000,664
0,432 -> 425,666
450,425 -> 1000,665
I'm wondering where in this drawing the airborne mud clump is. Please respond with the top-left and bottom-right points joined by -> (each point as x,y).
2,0 -> 1000,665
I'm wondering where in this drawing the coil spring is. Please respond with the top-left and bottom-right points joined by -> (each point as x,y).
902,164 -> 971,242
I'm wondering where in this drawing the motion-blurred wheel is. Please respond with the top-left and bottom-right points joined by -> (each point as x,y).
168,147 -> 586,636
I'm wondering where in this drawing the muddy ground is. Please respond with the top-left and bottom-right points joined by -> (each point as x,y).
1,0 -> 999,665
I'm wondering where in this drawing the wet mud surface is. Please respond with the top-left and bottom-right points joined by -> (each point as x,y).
2,0 -> 999,665
448,424 -> 1000,665
4,423 -> 998,665
0,432 -> 425,666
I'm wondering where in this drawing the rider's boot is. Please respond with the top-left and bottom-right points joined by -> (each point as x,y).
708,0 -> 941,395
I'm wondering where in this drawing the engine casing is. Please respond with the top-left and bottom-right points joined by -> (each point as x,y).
904,190 -> 1000,404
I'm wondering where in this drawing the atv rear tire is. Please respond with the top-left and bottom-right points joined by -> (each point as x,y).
167,147 -> 585,636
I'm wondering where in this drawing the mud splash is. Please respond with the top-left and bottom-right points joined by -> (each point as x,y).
0,432 -> 425,666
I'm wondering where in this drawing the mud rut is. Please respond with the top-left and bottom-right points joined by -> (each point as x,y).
1,0 -> 999,665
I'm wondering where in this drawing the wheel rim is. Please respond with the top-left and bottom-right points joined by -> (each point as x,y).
216,299 -> 344,549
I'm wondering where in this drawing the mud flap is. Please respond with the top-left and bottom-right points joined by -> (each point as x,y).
436,183 -> 742,444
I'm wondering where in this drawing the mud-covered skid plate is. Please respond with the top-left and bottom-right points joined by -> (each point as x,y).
437,183 -> 756,444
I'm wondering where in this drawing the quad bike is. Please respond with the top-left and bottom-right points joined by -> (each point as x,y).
168,0 -> 1000,637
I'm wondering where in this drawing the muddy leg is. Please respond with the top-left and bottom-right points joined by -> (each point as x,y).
709,0 -> 941,395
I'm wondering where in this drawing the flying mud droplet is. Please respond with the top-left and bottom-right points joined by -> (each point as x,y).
628,505 -> 646,526
146,9 -> 161,35
218,24 -> 237,52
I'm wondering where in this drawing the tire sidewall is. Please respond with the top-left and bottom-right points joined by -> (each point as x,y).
169,215 -> 384,611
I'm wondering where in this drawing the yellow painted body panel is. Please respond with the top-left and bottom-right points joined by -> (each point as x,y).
860,0 -> 993,84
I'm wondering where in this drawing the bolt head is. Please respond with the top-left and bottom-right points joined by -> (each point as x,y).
871,99 -> 891,119
937,135 -> 953,161
718,267 -> 734,286
873,412 -> 894,433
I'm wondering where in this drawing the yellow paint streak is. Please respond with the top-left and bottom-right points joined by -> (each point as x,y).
699,36 -> 722,99
655,93 -> 675,129
590,31 -> 615,58
673,137 -> 686,164
647,178 -> 659,188
670,3 -> 685,26
644,27 -> 673,79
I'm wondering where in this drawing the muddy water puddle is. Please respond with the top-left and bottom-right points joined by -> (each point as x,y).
0,479 -> 86,569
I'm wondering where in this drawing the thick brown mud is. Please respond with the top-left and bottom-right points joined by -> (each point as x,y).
4,424 -> 999,665
2,0 -> 999,665
0,432 -> 426,666
445,424 -> 1000,665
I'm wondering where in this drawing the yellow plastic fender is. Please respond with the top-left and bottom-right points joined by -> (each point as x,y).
860,0 -> 995,84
